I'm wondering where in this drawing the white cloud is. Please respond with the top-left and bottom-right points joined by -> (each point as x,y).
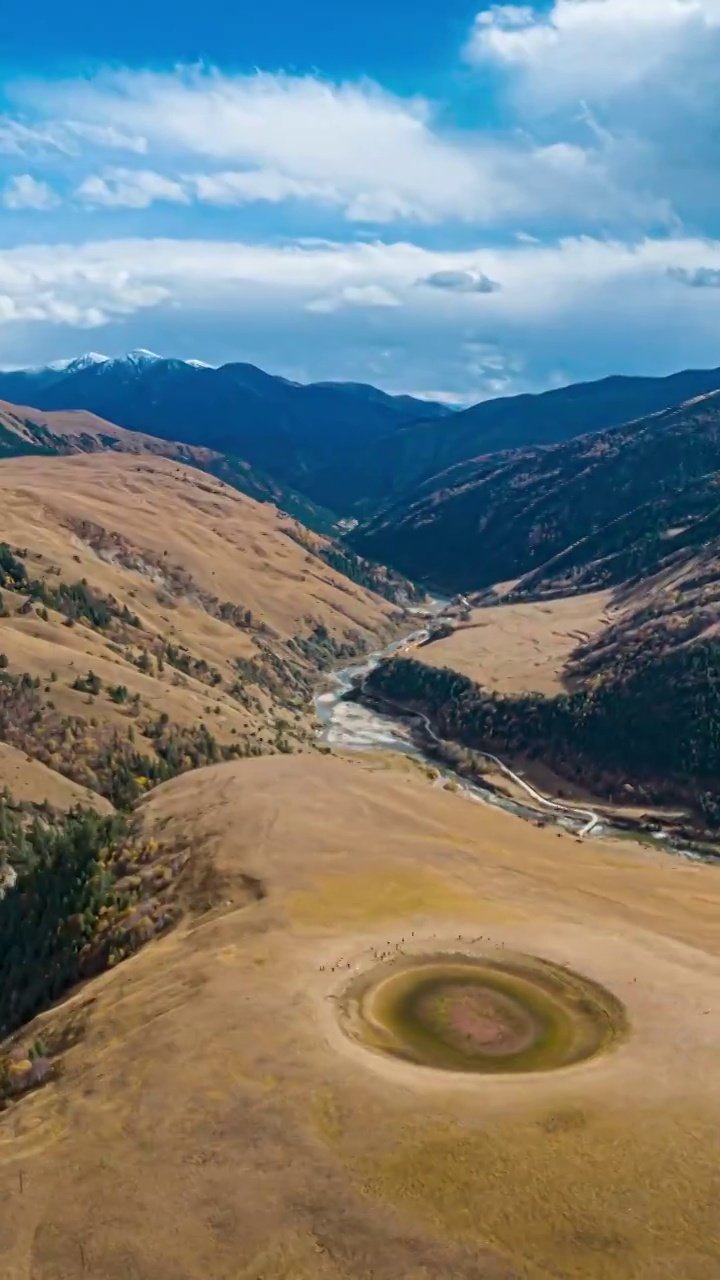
306,283 -> 402,312
0,115 -> 147,157
0,231 -> 717,334
186,169 -> 340,207
6,66 -> 657,227
77,168 -> 189,208
464,0 -> 720,233
64,122 -> 148,154
2,174 -> 59,210
466,0 -> 720,100
0,118 -> 73,156
2,232 -> 720,397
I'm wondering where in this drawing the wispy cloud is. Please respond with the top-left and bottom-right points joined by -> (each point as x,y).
0,114 -> 147,157
306,283 -> 402,312
3,66 -> 662,228
2,174 -> 59,210
77,168 -> 188,208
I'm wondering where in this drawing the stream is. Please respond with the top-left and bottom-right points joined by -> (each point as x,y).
313,606 -> 608,836
313,607 -> 718,860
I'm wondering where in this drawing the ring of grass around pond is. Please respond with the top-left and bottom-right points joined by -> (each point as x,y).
338,952 -> 627,1074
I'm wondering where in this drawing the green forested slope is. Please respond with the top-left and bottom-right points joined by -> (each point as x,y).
365,649 -> 720,825
352,394 -> 720,593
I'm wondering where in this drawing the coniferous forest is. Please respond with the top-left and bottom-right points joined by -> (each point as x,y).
365,646 -> 720,825
0,796 -> 189,1097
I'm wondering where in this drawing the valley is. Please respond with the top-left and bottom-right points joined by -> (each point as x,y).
0,357 -> 719,1280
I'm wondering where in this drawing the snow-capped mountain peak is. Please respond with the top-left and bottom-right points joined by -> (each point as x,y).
44,352 -> 109,373
121,349 -> 163,367
28,350 -> 215,379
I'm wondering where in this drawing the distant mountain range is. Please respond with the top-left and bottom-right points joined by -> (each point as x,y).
6,348 -> 720,579
0,350 -> 451,511
5,347 -> 720,831
338,364 -> 720,510
6,351 -> 720,520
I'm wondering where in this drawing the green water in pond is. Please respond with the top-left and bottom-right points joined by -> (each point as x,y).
340,953 -> 627,1074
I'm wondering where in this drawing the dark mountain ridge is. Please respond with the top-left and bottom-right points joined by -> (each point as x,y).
6,352 -> 720,517
352,391 -> 720,593
0,352 -> 450,509
355,365 -> 720,507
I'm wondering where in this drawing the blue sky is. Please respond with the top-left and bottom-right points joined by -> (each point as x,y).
1,0 -> 720,400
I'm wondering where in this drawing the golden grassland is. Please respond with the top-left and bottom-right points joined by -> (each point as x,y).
0,397 -> 272,471
0,452 -> 398,801
0,450 -> 396,645
415,592 -> 616,695
1,752 -> 718,1280
0,398 -> 178,453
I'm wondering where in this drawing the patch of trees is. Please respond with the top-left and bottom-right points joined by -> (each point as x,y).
161,641 -> 223,686
365,645 -> 720,823
72,670 -> 102,695
0,543 -> 29,590
0,797 -> 188,1068
33,579 -> 140,633
288,623 -> 367,672
233,642 -> 314,705
0,665 -> 245,809
1,543 -> 141,633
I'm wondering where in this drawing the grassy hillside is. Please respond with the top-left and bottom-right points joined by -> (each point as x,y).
0,398 -> 338,534
0,446 -> 414,1054
1,753 -> 718,1280
0,451 -> 405,818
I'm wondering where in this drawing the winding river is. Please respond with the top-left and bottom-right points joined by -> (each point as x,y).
314,608 -> 718,860
314,607 -> 612,838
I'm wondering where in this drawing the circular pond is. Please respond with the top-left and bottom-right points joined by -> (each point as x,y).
338,952 -> 627,1074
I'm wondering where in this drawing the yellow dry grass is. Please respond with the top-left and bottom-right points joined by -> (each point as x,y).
0,451 -> 395,643
0,741 -> 113,812
1,752 -> 718,1280
415,592 -> 617,694
0,452 -> 397,765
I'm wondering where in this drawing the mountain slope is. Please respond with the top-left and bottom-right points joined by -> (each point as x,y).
0,398 -> 339,533
351,365 -> 720,507
0,451 -> 405,818
353,392 -> 720,593
355,391 -> 720,829
360,465 -> 720,827
0,351 -> 450,509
